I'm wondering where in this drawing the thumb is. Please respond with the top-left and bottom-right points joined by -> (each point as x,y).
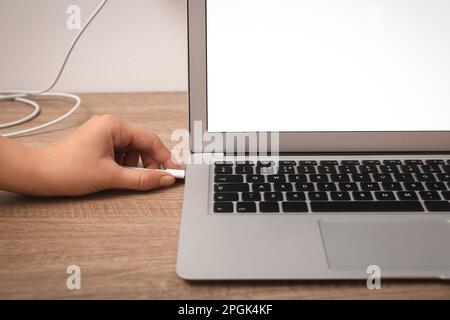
111,166 -> 176,191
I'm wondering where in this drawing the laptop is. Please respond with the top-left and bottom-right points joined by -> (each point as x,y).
176,0 -> 450,280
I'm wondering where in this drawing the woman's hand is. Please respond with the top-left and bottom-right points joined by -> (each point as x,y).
0,115 -> 180,196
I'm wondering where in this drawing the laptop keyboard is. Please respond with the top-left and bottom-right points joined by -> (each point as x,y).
213,159 -> 450,214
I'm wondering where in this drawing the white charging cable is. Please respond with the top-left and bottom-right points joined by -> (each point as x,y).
0,0 -> 109,138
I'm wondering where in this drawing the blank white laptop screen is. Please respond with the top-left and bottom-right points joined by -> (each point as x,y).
206,0 -> 450,132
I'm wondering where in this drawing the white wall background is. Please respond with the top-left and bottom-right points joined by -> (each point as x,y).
0,0 -> 188,93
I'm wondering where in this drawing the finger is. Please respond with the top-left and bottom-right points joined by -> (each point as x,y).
122,150 -> 140,167
130,128 -> 180,169
142,156 -> 161,169
110,166 -> 176,191
112,121 -> 180,169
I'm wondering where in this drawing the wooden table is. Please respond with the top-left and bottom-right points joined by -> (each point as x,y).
0,92 -> 449,299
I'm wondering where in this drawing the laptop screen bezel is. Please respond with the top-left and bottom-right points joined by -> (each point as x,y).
188,0 -> 450,154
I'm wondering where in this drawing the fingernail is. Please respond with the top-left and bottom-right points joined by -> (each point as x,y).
160,175 -> 176,187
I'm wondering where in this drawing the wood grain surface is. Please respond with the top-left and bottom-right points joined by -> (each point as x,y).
0,92 -> 449,299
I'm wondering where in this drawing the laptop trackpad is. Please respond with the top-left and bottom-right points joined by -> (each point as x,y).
319,221 -> 450,271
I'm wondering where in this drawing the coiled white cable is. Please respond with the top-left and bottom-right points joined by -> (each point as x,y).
0,97 -> 40,129
0,0 -> 108,138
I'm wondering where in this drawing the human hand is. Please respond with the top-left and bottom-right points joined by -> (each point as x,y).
1,115 -> 180,196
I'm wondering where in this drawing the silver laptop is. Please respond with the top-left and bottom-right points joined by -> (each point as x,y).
176,0 -> 450,280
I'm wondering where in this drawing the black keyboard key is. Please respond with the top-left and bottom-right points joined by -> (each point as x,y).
237,202 -> 256,213
400,165 -> 420,173
353,191 -> 374,201
375,192 -> 396,201
426,182 -> 447,191
359,165 -> 379,173
397,191 -> 418,201
362,160 -> 381,165
252,183 -> 271,192
215,175 -> 244,183
352,173 -> 372,182
421,165 -> 442,173
296,183 -> 315,191
309,192 -> 329,201
331,192 -> 351,201
382,182 -> 403,191
310,174 -> 329,183
278,166 -> 296,174
264,192 -> 284,201
318,165 -> 337,174
268,175 -> 286,183
361,182 -> 381,191
426,160 -> 445,165
383,160 -> 402,165
214,202 -> 234,213
404,182 -> 425,191
437,173 -> 450,181
320,160 -> 339,166
259,202 -> 280,213
330,174 -> 350,182
317,183 -> 337,191
274,183 -> 293,192
286,192 -> 306,201
282,202 -> 308,213
341,160 -> 360,165
443,165 -> 450,173
425,201 -> 450,212
278,160 -> 297,166
338,165 -> 358,174
420,191 -> 441,201
297,165 -> 316,174
288,174 -> 307,183
380,165 -> 400,174
394,173 -> 414,182
416,173 -> 436,182
442,191 -> 450,200
214,193 -> 239,202
242,192 -> 261,201
215,166 -> 233,174
339,182 -> 359,191
404,160 -> 423,165
215,184 -> 249,192
298,160 -> 317,166
246,175 -> 265,183
311,201 -> 424,212
235,165 -> 254,174
373,174 -> 393,182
